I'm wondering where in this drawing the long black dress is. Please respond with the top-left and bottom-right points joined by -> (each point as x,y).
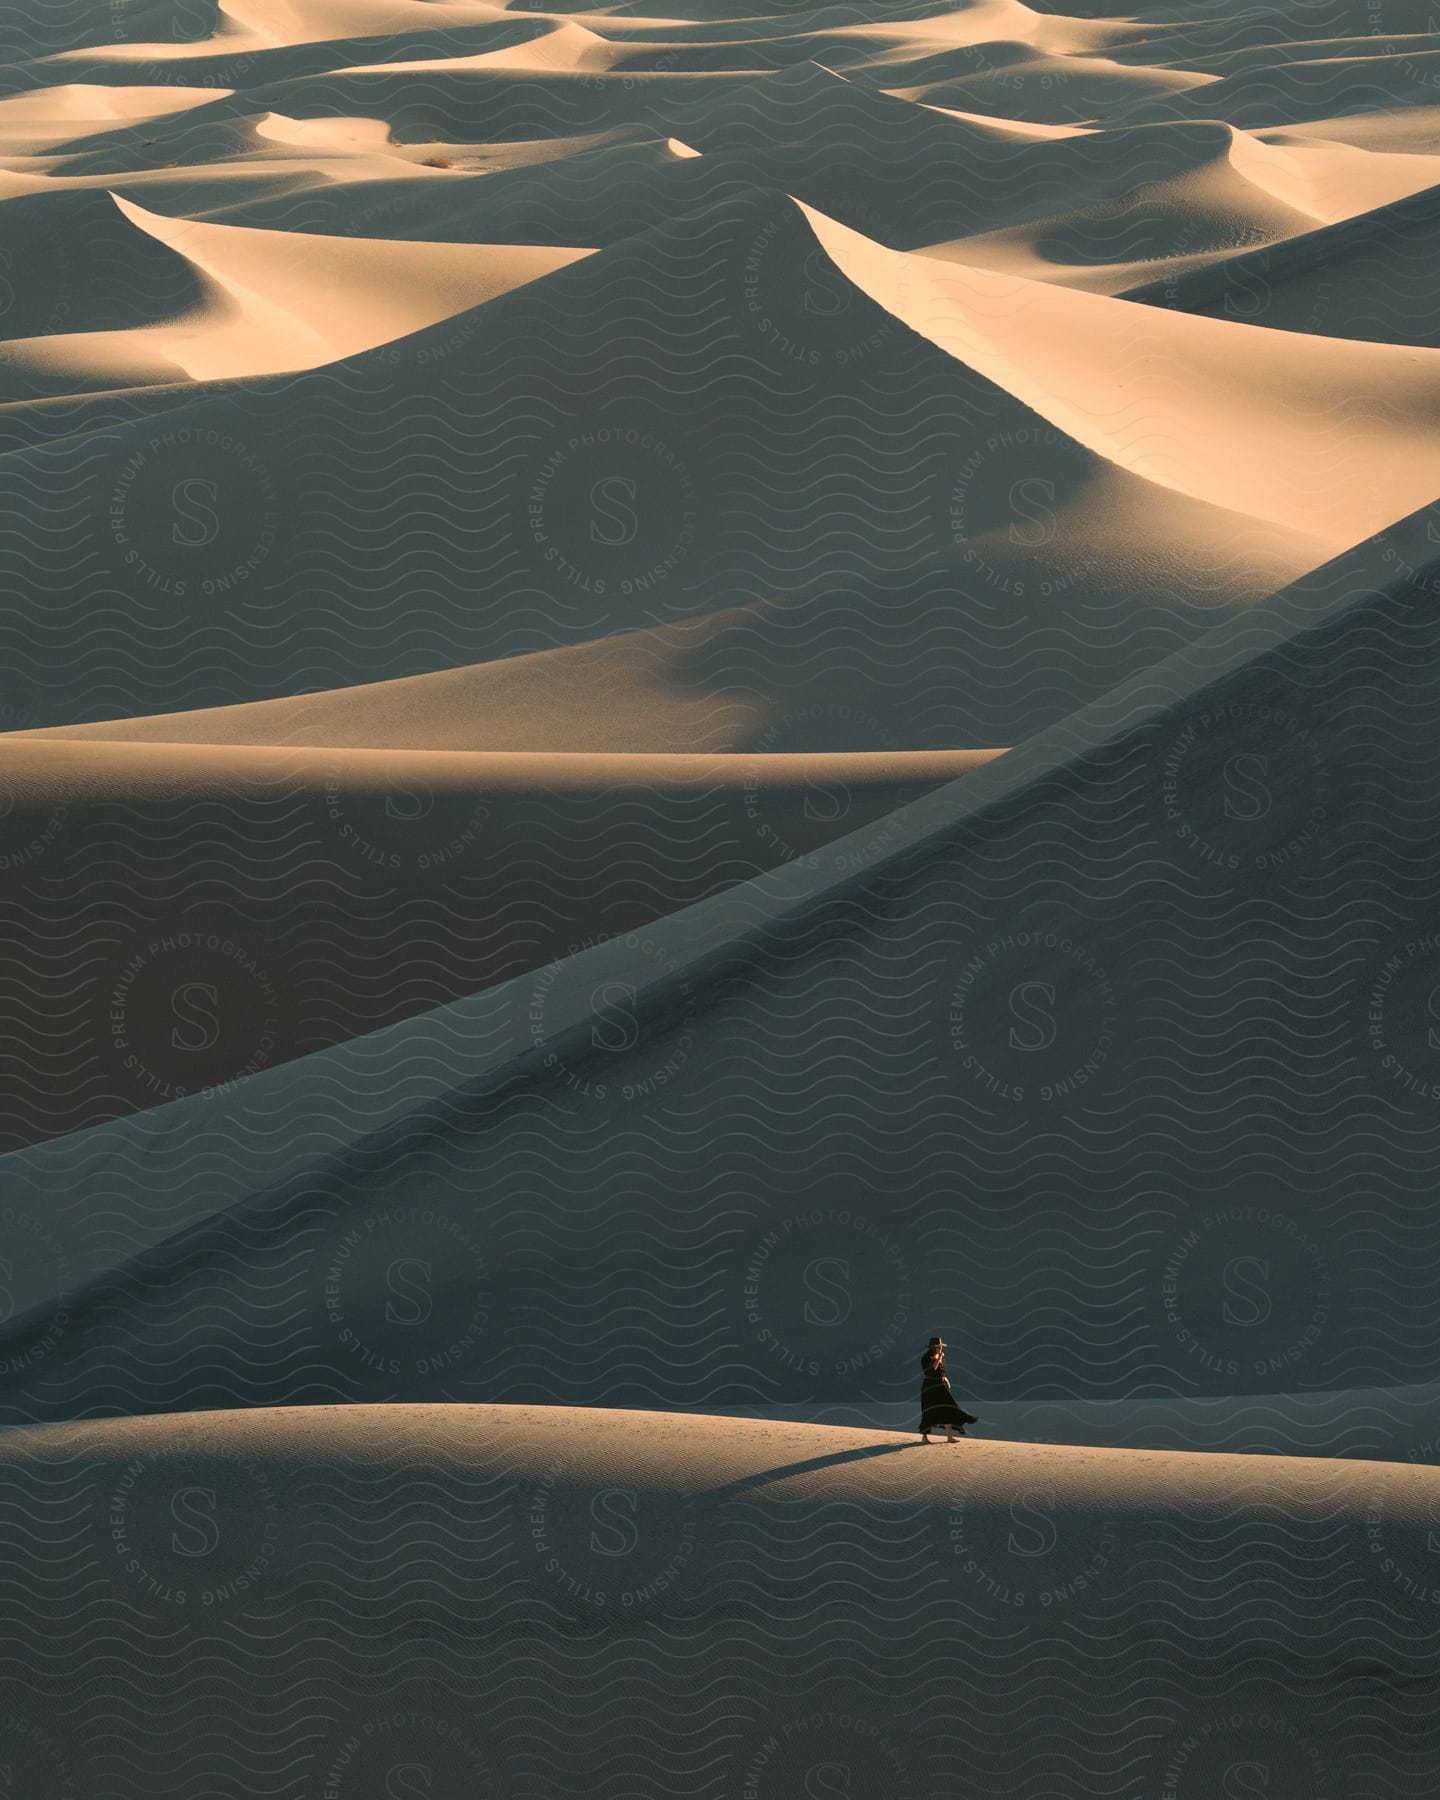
919,1354 -> 978,1433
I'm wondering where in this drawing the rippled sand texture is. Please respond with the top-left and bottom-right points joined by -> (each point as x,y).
2,0 -> 1440,1793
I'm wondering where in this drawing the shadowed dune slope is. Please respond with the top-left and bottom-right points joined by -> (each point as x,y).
1121,179 -> 1440,346
0,740 -> 998,1148
2,504 -> 1439,1433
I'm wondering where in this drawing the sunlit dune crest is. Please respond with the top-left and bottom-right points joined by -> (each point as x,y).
0,737 -> 1009,804
0,193 -> 593,382
341,20 -> 622,76
804,201 -> 1440,547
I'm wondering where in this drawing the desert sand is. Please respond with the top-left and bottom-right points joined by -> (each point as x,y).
1,0 -> 1439,1791
2,1404 -> 1439,1791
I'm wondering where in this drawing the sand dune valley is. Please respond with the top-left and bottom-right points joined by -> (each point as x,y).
1,0 -> 1440,1792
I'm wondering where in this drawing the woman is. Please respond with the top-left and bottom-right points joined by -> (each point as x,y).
919,1335 -> 977,1444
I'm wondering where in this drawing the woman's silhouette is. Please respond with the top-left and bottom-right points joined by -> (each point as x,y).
919,1336 -> 977,1444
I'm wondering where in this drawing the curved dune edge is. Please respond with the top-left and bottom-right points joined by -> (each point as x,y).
8,1404 -> 1440,1514
3,482 -> 1314,751
0,738 -> 1008,804
802,201 -> 1440,548
0,194 -> 593,385
832,3 -> 1130,64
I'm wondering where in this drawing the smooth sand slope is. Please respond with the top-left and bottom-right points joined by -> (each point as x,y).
3,506 -> 1438,1425
1,1403 -> 1438,1792
0,735 -> 1000,1145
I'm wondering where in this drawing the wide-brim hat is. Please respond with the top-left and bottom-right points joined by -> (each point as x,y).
928,1336 -> 946,1347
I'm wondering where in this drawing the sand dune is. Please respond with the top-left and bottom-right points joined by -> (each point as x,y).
2,185 -> 1331,741
0,735 -> 1003,800
814,206 -> 1440,548
1124,179 -> 1440,347
1,1404 -> 1436,1791
3,503 -> 1437,1402
0,84 -> 227,151
0,0 -> 1432,1182
343,21 -> 626,77
0,733 -> 999,1145
1,0 -> 1438,1789
6,193 -> 590,384
932,128 -> 1440,291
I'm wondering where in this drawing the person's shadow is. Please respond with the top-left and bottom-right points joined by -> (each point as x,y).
704,1440 -> 917,1501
